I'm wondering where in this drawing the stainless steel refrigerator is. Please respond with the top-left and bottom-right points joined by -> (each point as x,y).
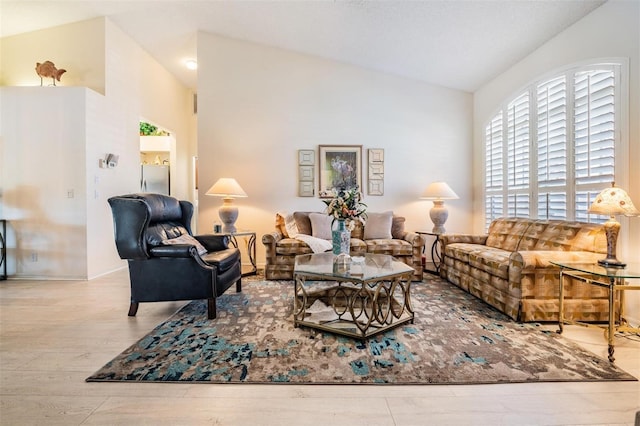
141,164 -> 170,195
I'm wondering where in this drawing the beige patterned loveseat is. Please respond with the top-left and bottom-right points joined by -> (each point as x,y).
440,217 -> 615,322
262,212 -> 424,281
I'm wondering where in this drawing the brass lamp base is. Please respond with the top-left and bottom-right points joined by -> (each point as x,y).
599,216 -> 625,268
597,258 -> 626,268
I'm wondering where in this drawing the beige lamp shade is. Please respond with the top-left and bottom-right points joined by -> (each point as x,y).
421,181 -> 459,200
206,178 -> 247,233
420,181 -> 459,234
206,178 -> 248,198
588,182 -> 639,268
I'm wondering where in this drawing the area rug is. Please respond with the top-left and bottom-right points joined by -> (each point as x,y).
87,276 -> 635,384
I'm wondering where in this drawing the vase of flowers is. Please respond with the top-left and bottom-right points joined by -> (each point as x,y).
323,186 -> 367,255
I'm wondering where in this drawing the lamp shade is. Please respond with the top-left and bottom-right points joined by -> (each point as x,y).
421,182 -> 459,200
206,178 -> 247,198
588,183 -> 639,217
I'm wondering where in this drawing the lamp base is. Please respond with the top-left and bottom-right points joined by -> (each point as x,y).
429,200 -> 448,234
218,198 -> 239,234
597,258 -> 626,268
599,216 -> 624,268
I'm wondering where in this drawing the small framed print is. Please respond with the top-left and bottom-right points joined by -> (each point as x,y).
369,149 -> 384,163
368,179 -> 384,196
299,181 -> 314,197
318,145 -> 362,198
299,165 -> 314,181
368,163 -> 384,179
298,149 -> 315,165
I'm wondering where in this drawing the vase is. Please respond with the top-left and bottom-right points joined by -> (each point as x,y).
332,220 -> 351,255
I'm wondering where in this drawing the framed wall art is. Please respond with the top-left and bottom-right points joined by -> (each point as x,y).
297,149 -> 315,197
368,148 -> 384,196
318,145 -> 362,198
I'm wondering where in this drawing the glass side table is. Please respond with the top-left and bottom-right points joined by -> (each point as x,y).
551,261 -> 640,362
416,231 -> 443,275
210,230 -> 257,277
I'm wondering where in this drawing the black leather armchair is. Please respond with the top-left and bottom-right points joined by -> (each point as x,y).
108,193 -> 242,319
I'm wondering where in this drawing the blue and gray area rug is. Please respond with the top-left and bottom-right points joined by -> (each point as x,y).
87,276 -> 635,384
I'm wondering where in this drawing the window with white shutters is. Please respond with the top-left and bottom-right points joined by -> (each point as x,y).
485,113 -> 504,229
484,63 -> 621,229
537,76 -> 567,219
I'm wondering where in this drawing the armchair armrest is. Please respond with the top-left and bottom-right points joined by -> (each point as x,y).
149,244 -> 198,258
262,231 -> 284,245
195,235 -> 230,252
403,231 -> 425,248
262,231 -> 284,264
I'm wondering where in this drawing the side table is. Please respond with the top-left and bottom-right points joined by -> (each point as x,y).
416,231 -> 442,275
551,261 -> 640,362
211,230 -> 257,277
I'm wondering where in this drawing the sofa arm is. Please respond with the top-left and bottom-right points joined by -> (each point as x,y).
403,231 -> 425,248
262,231 -> 284,264
509,250 -> 605,285
440,234 -> 488,247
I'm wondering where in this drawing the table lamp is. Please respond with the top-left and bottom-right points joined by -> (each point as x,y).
421,181 -> 459,234
588,182 -> 639,267
206,178 -> 247,233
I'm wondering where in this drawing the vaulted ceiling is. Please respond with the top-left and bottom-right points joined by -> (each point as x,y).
1,0 -> 605,92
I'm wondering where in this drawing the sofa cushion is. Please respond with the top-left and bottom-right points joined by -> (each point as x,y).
485,217 -> 532,251
309,213 -> 333,240
444,243 -> 485,263
364,211 -> 393,240
350,238 -> 367,256
533,221 -> 606,253
468,247 -> 511,279
365,239 -> 412,256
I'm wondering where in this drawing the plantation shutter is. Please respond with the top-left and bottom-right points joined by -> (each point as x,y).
574,69 -> 616,222
485,113 -> 504,229
506,93 -> 530,217
537,76 -> 567,219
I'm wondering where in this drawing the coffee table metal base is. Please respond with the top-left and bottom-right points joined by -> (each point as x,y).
293,272 -> 414,340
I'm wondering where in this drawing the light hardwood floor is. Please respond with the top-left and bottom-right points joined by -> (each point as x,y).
1,268 -> 639,425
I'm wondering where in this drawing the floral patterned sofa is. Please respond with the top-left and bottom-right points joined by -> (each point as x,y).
440,217 -> 615,322
262,211 -> 424,281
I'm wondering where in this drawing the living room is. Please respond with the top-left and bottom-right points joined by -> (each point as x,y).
1,1 -> 639,424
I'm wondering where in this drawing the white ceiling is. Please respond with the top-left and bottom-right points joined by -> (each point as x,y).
1,0 -> 606,92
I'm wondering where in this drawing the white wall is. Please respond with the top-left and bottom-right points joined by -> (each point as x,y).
0,18 -> 196,279
197,33 -> 473,265
473,0 -> 640,320
1,87 -> 89,278
0,18 -> 106,94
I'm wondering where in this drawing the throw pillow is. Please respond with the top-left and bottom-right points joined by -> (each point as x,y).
283,212 -> 299,237
363,211 -> 393,240
293,212 -> 312,235
276,212 -> 299,238
162,234 -> 207,256
309,213 -> 334,240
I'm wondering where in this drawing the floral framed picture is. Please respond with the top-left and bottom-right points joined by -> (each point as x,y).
318,145 -> 362,198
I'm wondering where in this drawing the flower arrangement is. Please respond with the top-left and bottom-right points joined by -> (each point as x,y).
323,186 -> 367,230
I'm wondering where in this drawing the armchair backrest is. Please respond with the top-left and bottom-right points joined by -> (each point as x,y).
108,193 -> 194,260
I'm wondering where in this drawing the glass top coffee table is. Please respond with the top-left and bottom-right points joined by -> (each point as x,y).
293,252 -> 415,340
